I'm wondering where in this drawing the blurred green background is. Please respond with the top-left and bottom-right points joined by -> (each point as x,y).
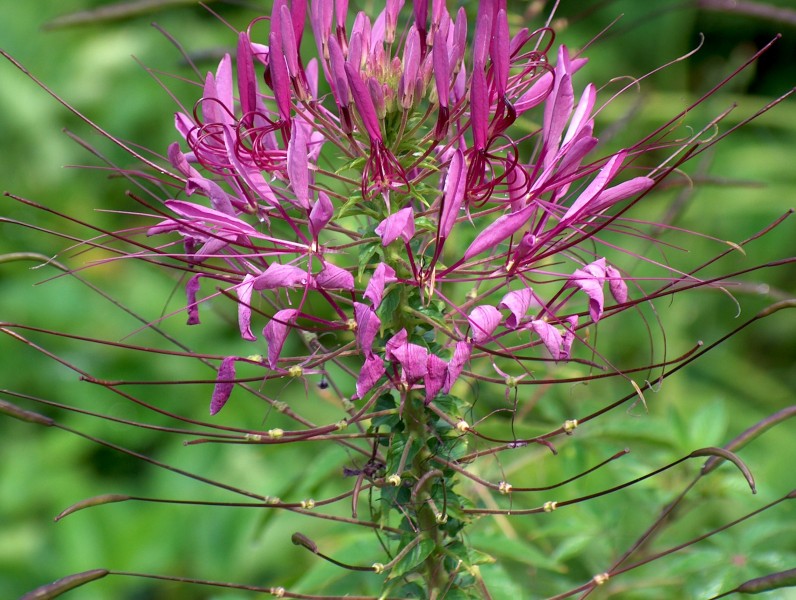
1,1 -> 794,598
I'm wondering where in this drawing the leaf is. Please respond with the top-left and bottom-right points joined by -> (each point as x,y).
356,242 -> 382,281
687,398 -> 728,449
469,532 -> 564,571
480,562 -> 529,599
377,287 -> 402,322
388,538 -> 436,579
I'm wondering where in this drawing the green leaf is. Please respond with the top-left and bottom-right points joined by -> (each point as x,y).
469,532 -> 564,572
480,562 -> 529,599
377,286 -> 403,323
357,241 -> 383,281
388,538 -> 436,579
687,397 -> 728,449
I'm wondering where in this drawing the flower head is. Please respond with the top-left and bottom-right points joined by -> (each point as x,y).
6,2 -> 791,597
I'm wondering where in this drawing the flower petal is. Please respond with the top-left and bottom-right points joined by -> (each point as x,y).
561,315 -> 578,360
443,340 -> 472,393
463,202 -> 536,261
211,356 -> 239,415
491,9 -> 509,96
401,26 -> 421,109
237,274 -> 258,341
587,176 -> 655,217
425,354 -> 447,402
470,68 -> 489,151
287,117 -> 310,209
561,151 -> 626,223
263,309 -> 299,369
439,149 -> 465,240
433,28 -> 450,108
185,274 -> 202,325
375,206 -> 415,246
309,191 -> 334,238
268,31 -> 292,124
280,4 -> 300,78
363,262 -> 397,308
252,263 -> 311,290
317,260 -> 354,290
499,287 -> 535,329
354,302 -> 381,354
567,258 -> 606,322
327,36 -> 351,106
237,33 -> 258,127
468,305 -> 502,342
184,177 -> 236,216
606,265 -> 628,304
386,330 -> 428,381
528,320 -> 563,360
355,353 -> 386,399
345,61 -> 382,141
164,200 -> 258,236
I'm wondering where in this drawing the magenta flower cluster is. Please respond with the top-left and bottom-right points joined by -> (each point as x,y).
4,0 -> 794,597
144,0 -> 658,418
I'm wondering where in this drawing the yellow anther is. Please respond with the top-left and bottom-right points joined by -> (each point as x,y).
346,318 -> 357,331
506,376 -> 518,388
246,354 -> 264,363
288,365 -> 303,378
301,499 -> 315,510
244,433 -> 264,442
268,428 -> 284,439
271,587 -> 285,598
455,420 -> 470,432
563,419 -> 579,433
386,474 -> 401,486
543,501 -> 558,513
592,573 -> 610,586
335,420 -> 347,431
372,562 -> 385,574
435,512 -> 448,524
498,481 -> 512,495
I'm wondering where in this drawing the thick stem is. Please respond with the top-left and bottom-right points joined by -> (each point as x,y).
402,393 -> 448,595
